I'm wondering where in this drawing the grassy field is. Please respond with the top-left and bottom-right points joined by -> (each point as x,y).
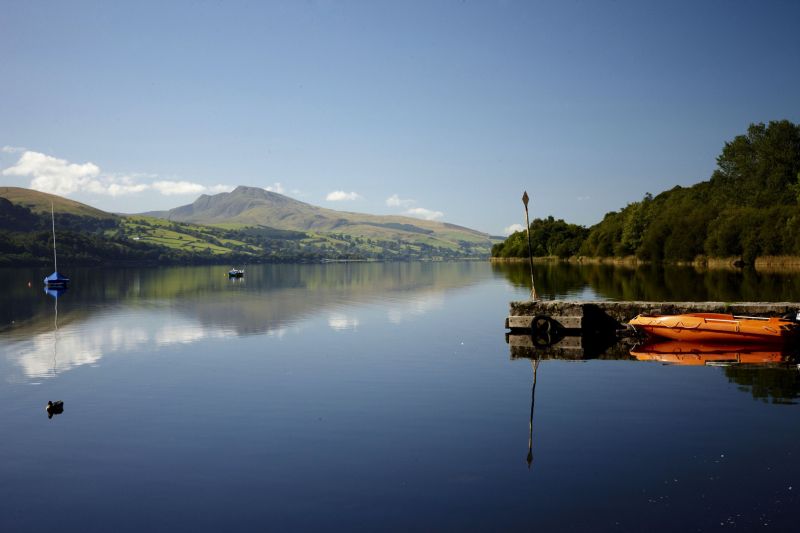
119,216 -> 257,255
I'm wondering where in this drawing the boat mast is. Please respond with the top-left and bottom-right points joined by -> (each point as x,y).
51,202 -> 57,273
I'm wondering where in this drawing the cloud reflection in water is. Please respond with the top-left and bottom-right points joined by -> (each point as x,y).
6,311 -> 237,381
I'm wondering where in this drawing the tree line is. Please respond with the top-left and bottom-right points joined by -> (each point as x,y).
493,120 -> 800,263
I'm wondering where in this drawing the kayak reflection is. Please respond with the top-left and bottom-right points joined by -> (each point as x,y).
630,340 -> 793,366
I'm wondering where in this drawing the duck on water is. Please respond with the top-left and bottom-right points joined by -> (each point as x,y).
46,400 -> 64,419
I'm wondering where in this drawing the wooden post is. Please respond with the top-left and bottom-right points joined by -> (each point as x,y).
522,191 -> 538,300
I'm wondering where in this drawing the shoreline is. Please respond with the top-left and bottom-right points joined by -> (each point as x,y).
490,255 -> 800,272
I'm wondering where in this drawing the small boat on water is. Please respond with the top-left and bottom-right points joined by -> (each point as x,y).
44,202 -> 70,288
628,313 -> 798,344
228,268 -> 245,278
44,272 -> 70,288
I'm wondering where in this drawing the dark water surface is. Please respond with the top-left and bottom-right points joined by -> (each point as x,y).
1,262 -> 799,532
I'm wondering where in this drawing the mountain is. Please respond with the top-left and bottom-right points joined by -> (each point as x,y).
143,185 -> 492,249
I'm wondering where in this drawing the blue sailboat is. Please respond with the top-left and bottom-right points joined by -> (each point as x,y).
44,202 -> 70,288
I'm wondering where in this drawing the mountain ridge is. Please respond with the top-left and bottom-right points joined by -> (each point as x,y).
141,185 -> 492,245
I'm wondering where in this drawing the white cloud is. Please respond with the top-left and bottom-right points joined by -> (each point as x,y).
2,145 -> 26,154
104,182 -> 151,196
152,181 -> 232,196
207,184 -> 235,194
387,194 -> 441,221
404,207 -> 444,221
89,173 -> 152,197
1,149 -> 234,198
264,182 -> 285,194
577,195 -> 590,201
503,223 -> 525,235
326,190 -> 362,201
151,180 -> 207,196
386,194 -> 415,207
3,151 -> 101,195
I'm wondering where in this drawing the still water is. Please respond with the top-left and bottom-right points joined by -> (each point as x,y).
1,262 -> 799,532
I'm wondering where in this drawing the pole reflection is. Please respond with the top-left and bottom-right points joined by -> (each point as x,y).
44,287 -> 67,419
526,355 -> 540,470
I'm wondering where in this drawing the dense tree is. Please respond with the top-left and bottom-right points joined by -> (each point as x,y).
493,216 -> 589,258
493,120 -> 800,263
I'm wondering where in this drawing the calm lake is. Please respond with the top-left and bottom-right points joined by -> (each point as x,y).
1,262 -> 799,532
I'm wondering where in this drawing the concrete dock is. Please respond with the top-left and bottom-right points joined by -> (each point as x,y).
504,301 -> 800,360
506,300 -> 800,333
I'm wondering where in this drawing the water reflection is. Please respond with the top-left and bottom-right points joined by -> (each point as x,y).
630,339 -> 800,404
0,263 -> 489,382
507,333 -> 800,403
723,365 -> 800,404
8,312 -> 237,380
492,261 -> 800,302
526,356 -> 539,470
2,263 -> 485,337
328,313 -> 360,331
630,340 -> 791,366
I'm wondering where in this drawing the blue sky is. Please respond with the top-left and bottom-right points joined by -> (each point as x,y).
1,0 -> 798,235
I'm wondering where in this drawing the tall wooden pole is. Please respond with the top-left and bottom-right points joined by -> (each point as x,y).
522,191 -> 538,300
51,202 -> 58,273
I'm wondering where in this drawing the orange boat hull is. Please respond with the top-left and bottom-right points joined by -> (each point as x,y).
628,313 -> 798,343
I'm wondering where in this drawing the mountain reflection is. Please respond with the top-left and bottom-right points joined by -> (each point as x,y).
1,263 -> 487,381
3,263 -> 483,337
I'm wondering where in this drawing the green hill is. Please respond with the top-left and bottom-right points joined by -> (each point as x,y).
0,186 -> 116,219
493,120 -> 800,264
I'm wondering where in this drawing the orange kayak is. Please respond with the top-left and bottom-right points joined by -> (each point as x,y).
628,313 -> 798,343
630,339 -> 785,366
